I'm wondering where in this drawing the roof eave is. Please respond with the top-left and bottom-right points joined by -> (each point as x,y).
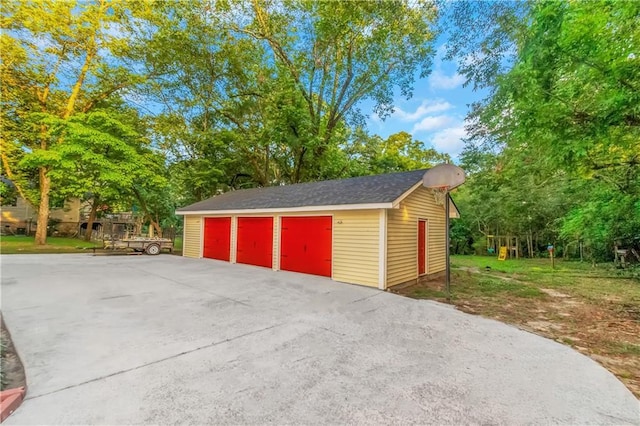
391,180 -> 423,208
390,178 -> 461,218
175,202 -> 396,216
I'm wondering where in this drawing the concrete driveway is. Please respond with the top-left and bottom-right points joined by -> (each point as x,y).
1,254 -> 637,425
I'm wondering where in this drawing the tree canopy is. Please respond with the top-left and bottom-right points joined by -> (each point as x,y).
1,0 -> 636,261
446,0 -> 639,260
1,0 -> 444,243
0,0 -> 155,243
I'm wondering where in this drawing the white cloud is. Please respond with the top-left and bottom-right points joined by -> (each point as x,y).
430,126 -> 467,157
429,70 -> 465,90
411,115 -> 454,133
392,99 -> 453,122
428,43 -> 465,90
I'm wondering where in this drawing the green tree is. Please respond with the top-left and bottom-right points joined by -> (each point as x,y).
146,0 -> 440,201
46,99 -> 163,240
445,0 -> 639,259
1,0 -> 151,244
232,0 -> 439,180
346,130 -> 450,176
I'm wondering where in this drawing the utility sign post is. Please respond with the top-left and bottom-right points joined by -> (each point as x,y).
423,164 -> 466,301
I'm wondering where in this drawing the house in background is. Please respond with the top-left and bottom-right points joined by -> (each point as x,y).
0,196 -> 138,238
0,197 -> 84,236
176,169 -> 459,290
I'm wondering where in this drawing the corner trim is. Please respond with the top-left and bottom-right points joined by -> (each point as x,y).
182,219 -> 187,257
199,217 -> 204,258
230,216 -> 237,263
378,209 -> 387,290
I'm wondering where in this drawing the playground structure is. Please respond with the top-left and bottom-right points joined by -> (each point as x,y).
81,212 -> 139,240
486,235 -> 521,259
485,234 -> 640,267
614,245 -> 640,268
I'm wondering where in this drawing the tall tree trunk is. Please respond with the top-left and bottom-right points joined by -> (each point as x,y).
147,218 -> 161,238
264,144 -> 269,184
293,147 -> 307,183
131,187 -> 162,238
0,143 -> 35,208
528,230 -> 534,258
33,36 -> 96,246
84,196 -> 99,241
62,13 -> 99,120
34,167 -> 50,245
149,216 -> 162,238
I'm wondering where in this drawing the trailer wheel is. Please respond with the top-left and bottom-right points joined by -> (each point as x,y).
145,244 -> 161,255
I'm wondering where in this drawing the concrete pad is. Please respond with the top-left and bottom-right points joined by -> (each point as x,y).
1,254 -> 638,425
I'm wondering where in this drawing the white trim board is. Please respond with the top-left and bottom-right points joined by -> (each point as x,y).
177,202 -> 395,216
391,181 -> 423,208
378,209 -> 387,290
198,217 -> 204,258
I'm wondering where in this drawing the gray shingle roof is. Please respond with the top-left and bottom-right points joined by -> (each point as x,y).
177,169 -> 428,212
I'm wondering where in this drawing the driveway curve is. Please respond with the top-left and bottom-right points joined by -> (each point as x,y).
1,254 -> 638,425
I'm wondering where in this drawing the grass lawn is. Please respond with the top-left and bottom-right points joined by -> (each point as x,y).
0,235 -> 98,254
172,237 -> 183,255
393,255 -> 640,398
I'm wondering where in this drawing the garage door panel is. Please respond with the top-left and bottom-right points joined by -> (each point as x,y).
418,220 -> 426,275
203,217 -> 231,261
236,217 -> 273,268
280,216 -> 332,277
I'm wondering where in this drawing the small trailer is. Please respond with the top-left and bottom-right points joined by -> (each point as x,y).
103,237 -> 173,255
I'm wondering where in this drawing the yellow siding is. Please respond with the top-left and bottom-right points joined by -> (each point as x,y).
251,210 -> 379,286
183,215 -> 202,258
230,217 -> 237,263
179,210 -> 380,287
332,210 -> 380,287
272,214 -> 280,270
386,186 -> 446,287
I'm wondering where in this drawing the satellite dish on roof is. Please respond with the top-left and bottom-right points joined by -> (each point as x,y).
422,163 -> 466,190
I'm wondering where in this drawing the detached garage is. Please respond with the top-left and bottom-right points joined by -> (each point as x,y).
176,169 -> 459,290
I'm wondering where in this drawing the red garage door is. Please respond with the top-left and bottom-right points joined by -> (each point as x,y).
280,216 -> 332,277
236,217 -> 273,268
203,217 -> 231,261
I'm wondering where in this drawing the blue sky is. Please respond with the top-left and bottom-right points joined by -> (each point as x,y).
364,44 -> 486,161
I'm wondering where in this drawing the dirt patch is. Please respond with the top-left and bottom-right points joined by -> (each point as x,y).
393,268 -> 640,398
525,320 -> 564,332
457,266 -> 481,274
540,288 -> 571,298
1,315 -> 26,391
